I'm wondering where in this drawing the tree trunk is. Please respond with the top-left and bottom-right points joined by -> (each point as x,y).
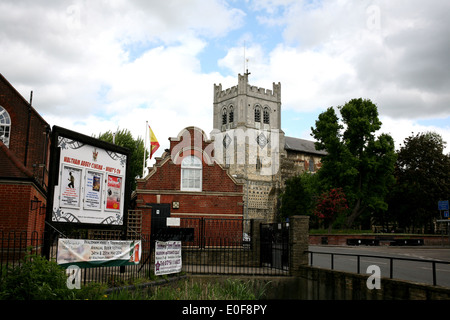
346,174 -> 364,228
346,198 -> 363,228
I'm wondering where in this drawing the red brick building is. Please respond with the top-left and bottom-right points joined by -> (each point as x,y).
0,74 -> 51,235
134,127 -> 245,243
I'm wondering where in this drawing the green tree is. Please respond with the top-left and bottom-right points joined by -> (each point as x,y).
311,98 -> 397,228
387,132 -> 450,233
96,128 -> 146,191
279,172 -> 320,220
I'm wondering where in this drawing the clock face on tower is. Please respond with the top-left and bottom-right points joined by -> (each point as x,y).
256,132 -> 268,148
223,133 -> 232,149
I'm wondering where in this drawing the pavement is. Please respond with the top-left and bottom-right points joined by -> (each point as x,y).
309,244 -> 450,262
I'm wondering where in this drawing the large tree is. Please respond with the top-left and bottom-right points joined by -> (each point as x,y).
388,132 -> 450,232
311,98 -> 397,228
96,128 -> 146,191
279,172 -> 319,220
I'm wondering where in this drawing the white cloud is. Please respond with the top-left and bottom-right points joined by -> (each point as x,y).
247,0 -> 450,120
380,116 -> 450,154
1,0 -> 449,160
0,0 -> 245,160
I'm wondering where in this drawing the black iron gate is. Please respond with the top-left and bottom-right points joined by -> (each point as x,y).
260,222 -> 289,271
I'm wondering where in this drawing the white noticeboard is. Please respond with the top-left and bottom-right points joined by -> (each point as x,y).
52,135 -> 127,225
154,241 -> 182,276
166,217 -> 181,226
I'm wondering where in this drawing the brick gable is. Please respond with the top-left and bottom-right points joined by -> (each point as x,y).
134,127 -> 244,238
0,74 -> 50,234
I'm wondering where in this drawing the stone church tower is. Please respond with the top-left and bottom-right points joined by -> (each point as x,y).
212,72 -> 286,222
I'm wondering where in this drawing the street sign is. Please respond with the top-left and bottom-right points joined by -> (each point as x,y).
438,200 -> 449,211
444,211 -> 449,218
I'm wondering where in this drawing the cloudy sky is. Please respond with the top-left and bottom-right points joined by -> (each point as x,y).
1,0 -> 449,165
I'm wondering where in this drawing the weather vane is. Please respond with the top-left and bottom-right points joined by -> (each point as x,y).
244,41 -> 250,76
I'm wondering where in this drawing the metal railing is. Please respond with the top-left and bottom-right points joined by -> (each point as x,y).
1,219 -> 290,287
0,230 -> 153,286
151,218 -> 289,276
307,250 -> 450,287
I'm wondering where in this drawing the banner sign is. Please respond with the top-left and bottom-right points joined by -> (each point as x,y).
50,126 -> 128,225
57,239 -> 141,268
154,241 -> 182,275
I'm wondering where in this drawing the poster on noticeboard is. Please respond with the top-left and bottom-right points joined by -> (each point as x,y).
106,175 -> 122,211
49,126 -> 129,226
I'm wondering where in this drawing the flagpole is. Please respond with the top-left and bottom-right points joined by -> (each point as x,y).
142,121 -> 148,177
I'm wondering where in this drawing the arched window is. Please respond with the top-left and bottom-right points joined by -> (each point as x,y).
222,108 -> 227,125
0,106 -> 11,147
263,107 -> 270,124
309,157 -> 315,172
254,105 -> 261,123
228,106 -> 234,123
181,156 -> 202,191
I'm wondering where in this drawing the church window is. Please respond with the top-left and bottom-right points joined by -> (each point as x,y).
263,107 -> 270,124
181,156 -> 202,191
222,108 -> 227,125
309,157 -> 315,172
228,106 -> 234,123
0,106 -> 11,147
254,106 -> 261,122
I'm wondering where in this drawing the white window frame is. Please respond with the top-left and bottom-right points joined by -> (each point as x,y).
181,156 -> 202,192
0,106 -> 11,147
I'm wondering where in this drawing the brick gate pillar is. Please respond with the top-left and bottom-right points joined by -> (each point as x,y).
289,215 -> 310,276
251,219 -> 264,266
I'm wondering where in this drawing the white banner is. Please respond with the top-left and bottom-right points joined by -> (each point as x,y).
57,239 -> 141,268
155,241 -> 182,276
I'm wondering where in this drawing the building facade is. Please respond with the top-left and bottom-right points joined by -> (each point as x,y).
137,73 -> 326,229
134,126 -> 245,240
212,73 -> 326,222
0,74 -> 51,234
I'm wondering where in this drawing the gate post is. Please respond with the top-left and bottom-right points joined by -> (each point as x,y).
251,219 -> 264,266
289,215 -> 310,276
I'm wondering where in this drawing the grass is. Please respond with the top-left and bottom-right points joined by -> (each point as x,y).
1,253 -> 265,301
102,278 -> 269,300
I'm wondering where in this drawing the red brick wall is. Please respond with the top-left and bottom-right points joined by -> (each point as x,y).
135,127 -> 244,240
0,182 -> 46,235
0,74 -> 50,186
0,74 -> 50,234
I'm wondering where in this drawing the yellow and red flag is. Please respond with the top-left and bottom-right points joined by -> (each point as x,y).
148,124 -> 159,159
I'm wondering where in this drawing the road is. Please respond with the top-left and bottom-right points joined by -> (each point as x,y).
308,245 -> 450,288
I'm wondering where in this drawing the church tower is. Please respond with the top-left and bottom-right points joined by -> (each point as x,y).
212,72 -> 286,222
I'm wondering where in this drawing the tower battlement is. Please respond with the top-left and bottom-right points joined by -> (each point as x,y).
214,73 -> 281,103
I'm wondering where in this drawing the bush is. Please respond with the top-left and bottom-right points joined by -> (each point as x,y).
0,249 -> 75,300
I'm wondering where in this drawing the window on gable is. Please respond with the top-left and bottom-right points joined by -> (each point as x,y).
181,156 -> 202,191
0,106 -> 11,147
